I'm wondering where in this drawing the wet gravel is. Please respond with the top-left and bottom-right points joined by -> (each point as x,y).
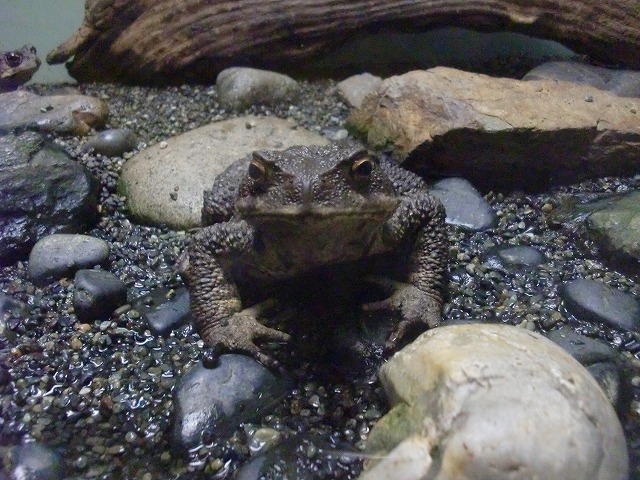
1,79 -> 639,479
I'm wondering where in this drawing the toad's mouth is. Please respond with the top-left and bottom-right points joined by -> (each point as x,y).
236,198 -> 400,220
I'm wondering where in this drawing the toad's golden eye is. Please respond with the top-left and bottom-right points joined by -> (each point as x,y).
248,156 -> 267,183
351,157 -> 373,179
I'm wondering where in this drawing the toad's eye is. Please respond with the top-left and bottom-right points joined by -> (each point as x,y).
5,52 -> 23,68
351,156 -> 373,180
248,156 -> 268,184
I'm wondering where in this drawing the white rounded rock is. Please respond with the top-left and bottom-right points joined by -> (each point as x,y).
361,323 -> 628,480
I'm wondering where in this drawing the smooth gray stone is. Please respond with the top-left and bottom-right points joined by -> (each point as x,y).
560,279 -> 640,331
28,234 -> 110,286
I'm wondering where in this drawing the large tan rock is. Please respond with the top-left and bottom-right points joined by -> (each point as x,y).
360,323 -> 628,480
348,67 -> 640,191
118,116 -> 329,229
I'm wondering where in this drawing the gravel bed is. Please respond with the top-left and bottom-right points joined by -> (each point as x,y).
1,79 -> 639,479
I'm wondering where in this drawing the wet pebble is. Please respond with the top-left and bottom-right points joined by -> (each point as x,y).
171,355 -> 293,451
430,177 -> 497,230
132,287 -> 190,336
28,234 -> 110,286
236,433 -> 354,480
560,278 -> 640,331
8,443 -> 64,480
82,128 -> 138,157
73,269 -> 127,322
484,245 -> 545,272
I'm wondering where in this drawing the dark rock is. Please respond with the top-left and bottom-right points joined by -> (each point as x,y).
73,269 -> 127,322
484,245 -> 545,272
171,355 -> 293,451
0,365 -> 10,387
28,234 -> 110,286
9,443 -> 64,480
523,61 -> 640,97
0,131 -> 99,265
132,287 -> 191,336
0,293 -> 29,345
560,279 -> 640,331
82,128 -> 138,157
0,293 -> 30,322
235,433 -> 355,480
546,326 -> 619,365
430,177 -> 497,230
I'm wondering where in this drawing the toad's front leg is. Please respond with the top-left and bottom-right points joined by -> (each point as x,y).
178,220 -> 290,368
366,193 -> 448,349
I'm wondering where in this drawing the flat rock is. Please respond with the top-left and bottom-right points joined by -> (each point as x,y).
348,67 -> 640,191
360,323 -> 628,480
0,90 -> 108,135
28,234 -> 110,286
337,73 -> 383,109
216,67 -> 300,110
172,355 -> 293,451
118,116 -> 329,229
430,177 -> 496,230
585,190 -> 640,271
0,132 -> 99,265
560,278 -> 640,332
524,61 -> 640,97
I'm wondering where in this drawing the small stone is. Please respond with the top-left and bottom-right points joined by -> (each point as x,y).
132,286 -> 190,336
70,337 -> 83,351
216,67 -> 300,110
337,73 -> 383,109
430,177 -> 497,231
73,269 -> 127,322
28,234 -> 110,286
82,128 -> 138,157
485,245 -> 545,272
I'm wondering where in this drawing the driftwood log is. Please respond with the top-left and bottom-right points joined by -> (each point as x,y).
48,0 -> 640,85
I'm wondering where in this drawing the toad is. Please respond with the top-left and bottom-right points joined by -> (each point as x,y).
179,143 -> 448,367
0,44 -> 40,93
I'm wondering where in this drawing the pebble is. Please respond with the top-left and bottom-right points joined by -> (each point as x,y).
484,245 -> 545,272
28,234 -> 110,286
73,269 -> 128,322
216,67 -> 300,110
82,128 -> 138,157
336,73 -> 382,108
560,278 -> 640,331
171,355 -> 293,451
430,177 -> 497,230
132,287 -> 190,336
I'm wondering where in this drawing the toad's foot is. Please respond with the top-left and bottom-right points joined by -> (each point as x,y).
200,300 -> 290,369
362,276 -> 441,351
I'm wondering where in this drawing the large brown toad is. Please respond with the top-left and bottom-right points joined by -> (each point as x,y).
0,45 -> 40,93
179,143 -> 448,367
